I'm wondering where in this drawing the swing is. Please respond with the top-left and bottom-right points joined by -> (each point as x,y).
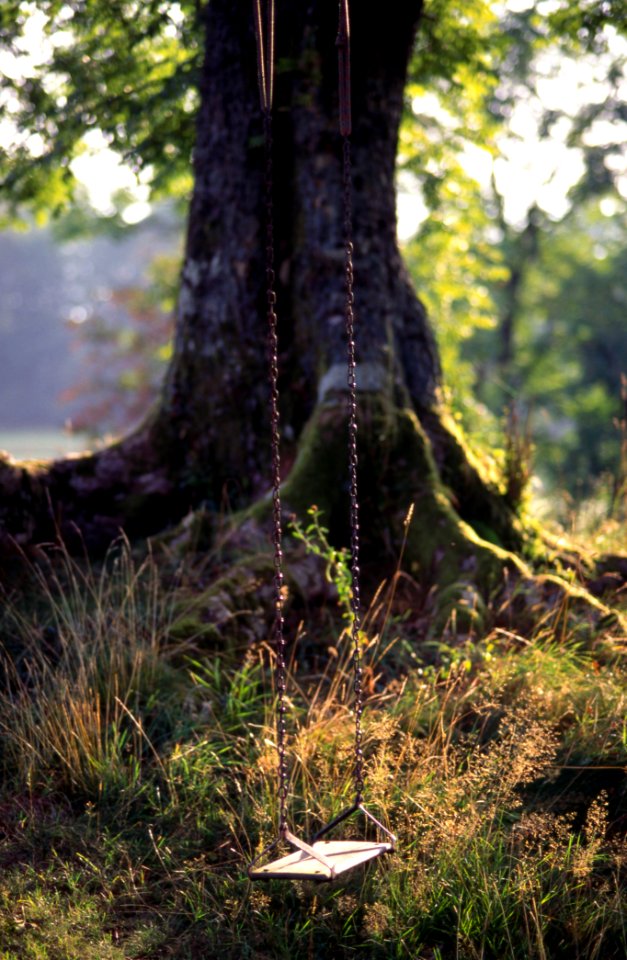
248,0 -> 396,883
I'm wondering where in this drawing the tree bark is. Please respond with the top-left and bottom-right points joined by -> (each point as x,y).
0,0 -> 528,592
164,0 -> 440,495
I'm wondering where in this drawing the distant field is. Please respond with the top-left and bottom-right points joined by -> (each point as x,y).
0,428 -> 93,460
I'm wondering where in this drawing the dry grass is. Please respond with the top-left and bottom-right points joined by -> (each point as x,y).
0,538 -> 182,799
0,532 -> 625,958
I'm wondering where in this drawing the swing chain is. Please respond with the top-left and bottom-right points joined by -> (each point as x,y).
254,0 -> 289,836
338,0 -> 365,805
255,0 -> 364,829
265,110 -> 289,835
342,135 -> 364,805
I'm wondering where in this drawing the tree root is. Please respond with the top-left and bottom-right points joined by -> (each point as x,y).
1,392 -> 623,640
0,418 -> 184,555
170,396 -> 624,642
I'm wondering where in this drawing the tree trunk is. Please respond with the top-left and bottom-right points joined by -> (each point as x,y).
164,0 -> 442,493
0,0 -> 530,595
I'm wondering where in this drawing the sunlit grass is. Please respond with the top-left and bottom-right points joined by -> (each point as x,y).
0,536 -> 625,958
0,538 -> 185,801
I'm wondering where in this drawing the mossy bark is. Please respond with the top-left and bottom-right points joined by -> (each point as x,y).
181,395 -> 622,637
280,398 -> 526,592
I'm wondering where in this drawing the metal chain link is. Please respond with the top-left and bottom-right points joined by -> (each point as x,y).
255,0 -> 364,828
265,137 -> 289,835
254,0 -> 289,837
342,134 -> 365,804
263,109 -> 289,835
337,0 -> 364,804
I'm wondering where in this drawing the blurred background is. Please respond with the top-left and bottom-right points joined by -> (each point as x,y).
0,0 -> 625,534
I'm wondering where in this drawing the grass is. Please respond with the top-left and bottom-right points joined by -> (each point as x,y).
0,531 -> 625,959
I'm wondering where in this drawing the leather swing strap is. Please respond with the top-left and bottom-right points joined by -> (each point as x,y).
336,0 -> 352,137
253,0 -> 274,113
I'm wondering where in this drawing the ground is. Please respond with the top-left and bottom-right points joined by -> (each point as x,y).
0,526 -> 625,959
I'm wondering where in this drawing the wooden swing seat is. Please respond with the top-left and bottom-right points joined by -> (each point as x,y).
248,809 -> 396,882
249,838 -> 392,881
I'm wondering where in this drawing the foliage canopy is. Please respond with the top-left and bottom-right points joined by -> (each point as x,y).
2,0 -> 623,217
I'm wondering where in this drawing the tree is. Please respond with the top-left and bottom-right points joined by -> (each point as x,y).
0,1 -> 621,615
497,201 -> 627,506
464,11 -> 627,504
400,4 -> 627,507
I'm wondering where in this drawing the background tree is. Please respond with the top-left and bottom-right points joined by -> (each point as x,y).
402,4 -> 627,513
59,252 -> 178,438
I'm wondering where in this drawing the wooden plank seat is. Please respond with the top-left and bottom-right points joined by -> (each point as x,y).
249,838 -> 392,881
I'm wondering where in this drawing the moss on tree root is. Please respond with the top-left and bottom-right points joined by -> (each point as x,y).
281,397 -> 528,592
213,396 -> 623,637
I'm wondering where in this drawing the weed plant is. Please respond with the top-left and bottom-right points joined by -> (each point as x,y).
0,526 -> 625,959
